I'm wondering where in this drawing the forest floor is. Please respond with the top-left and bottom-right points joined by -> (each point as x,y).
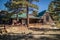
1,24 -> 59,34
0,24 -> 60,40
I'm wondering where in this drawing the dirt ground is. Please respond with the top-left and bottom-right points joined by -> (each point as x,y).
0,24 -> 60,34
3,25 -> 60,34
0,25 -> 60,40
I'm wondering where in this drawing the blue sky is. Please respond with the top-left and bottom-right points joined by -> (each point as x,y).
0,0 -> 52,12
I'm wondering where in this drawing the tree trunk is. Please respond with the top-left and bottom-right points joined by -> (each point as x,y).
16,14 -> 18,26
26,5 -> 29,27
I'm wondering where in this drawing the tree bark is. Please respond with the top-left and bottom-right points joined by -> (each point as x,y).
26,5 -> 29,27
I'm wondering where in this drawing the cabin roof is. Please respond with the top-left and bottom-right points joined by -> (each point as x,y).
0,10 -> 47,19
11,10 -> 47,19
37,10 -> 46,17
11,13 -> 40,19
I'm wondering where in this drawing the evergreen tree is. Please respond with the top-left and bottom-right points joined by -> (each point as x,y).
5,0 -> 39,27
48,0 -> 60,23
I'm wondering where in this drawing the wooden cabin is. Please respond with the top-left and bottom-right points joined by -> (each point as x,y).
38,10 -> 54,25
11,13 -> 40,27
11,10 -> 53,28
43,13 -> 53,24
0,10 -> 54,27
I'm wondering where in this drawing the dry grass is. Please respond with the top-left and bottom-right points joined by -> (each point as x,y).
0,23 -> 60,34
56,23 -> 60,28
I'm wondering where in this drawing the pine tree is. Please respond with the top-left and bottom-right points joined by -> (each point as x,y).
48,0 -> 60,27
5,0 -> 39,27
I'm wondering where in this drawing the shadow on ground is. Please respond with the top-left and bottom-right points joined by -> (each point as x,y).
0,34 -> 60,40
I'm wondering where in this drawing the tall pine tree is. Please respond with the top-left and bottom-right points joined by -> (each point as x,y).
5,0 -> 39,27
48,0 -> 60,27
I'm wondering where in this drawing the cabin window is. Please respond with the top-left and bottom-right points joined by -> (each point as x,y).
46,16 -> 49,22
